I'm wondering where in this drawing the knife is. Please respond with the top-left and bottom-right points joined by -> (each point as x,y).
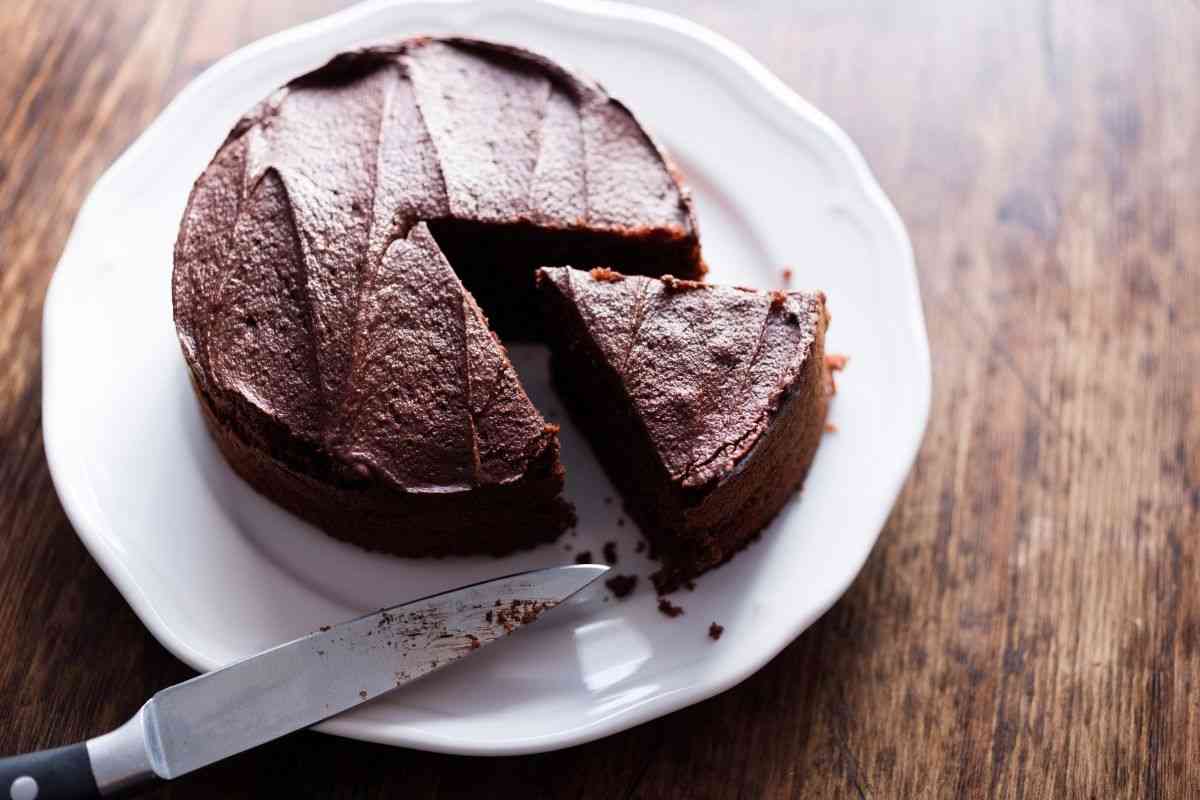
0,564 -> 607,799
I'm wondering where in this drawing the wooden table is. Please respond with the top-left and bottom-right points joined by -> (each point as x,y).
2,1 -> 1197,796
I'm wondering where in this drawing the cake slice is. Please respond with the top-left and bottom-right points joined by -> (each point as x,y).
194,223 -> 573,556
536,267 -> 831,591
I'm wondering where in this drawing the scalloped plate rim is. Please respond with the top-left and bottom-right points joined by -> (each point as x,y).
42,0 -> 930,755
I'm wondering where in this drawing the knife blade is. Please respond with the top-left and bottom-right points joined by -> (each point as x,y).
0,564 -> 608,799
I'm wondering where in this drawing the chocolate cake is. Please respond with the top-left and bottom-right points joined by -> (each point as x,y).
536,267 -> 831,591
172,38 -> 703,555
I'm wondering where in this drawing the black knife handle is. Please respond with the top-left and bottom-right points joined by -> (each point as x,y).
0,743 -> 100,799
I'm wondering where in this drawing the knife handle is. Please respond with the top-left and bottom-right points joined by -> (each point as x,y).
0,708 -> 160,798
0,743 -> 99,799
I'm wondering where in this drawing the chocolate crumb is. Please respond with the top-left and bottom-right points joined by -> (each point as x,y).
319,625 -> 331,632
575,550 -> 593,564
825,354 -> 848,395
617,518 -> 625,528
603,541 -> 618,565
708,622 -> 724,640
603,496 -> 613,505
485,610 -> 493,623
781,268 -> 793,283
657,597 -> 685,618
359,690 -> 368,700
684,580 -> 696,591
605,574 -> 638,599
635,539 -> 646,553
590,266 -> 625,283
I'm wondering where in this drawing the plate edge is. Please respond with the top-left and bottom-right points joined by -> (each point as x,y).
40,0 -> 933,755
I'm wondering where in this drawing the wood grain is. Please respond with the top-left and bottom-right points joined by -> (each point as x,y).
1,0 -> 1197,796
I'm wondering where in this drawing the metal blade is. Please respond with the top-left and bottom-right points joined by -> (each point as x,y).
139,565 -> 607,778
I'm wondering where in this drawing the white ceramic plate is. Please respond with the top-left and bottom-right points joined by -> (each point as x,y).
42,0 -> 929,755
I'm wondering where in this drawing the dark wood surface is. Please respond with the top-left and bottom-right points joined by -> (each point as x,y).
2,1 -> 1197,796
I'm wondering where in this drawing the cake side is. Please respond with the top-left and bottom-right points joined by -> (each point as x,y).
191,373 -> 572,557
537,266 -> 830,590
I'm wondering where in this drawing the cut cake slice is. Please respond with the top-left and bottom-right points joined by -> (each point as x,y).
536,267 -> 831,591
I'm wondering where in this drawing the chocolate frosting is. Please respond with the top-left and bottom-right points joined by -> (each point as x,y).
536,268 -> 826,489
173,38 -> 696,492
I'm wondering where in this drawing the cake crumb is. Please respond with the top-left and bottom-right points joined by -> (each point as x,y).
359,690 -> 368,700
590,267 -> 625,282
826,353 -> 849,371
635,539 -> 646,554
660,274 -> 702,292
466,634 -> 480,650
708,622 -> 724,641
605,574 -> 638,599
575,550 -> 593,564
825,422 -> 838,433
825,353 -> 849,394
617,517 -> 625,528
603,541 -> 618,565
781,267 -> 793,284
657,597 -> 685,618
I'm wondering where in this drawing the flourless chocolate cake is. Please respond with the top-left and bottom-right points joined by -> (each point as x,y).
536,267 -> 831,591
172,38 -> 703,555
